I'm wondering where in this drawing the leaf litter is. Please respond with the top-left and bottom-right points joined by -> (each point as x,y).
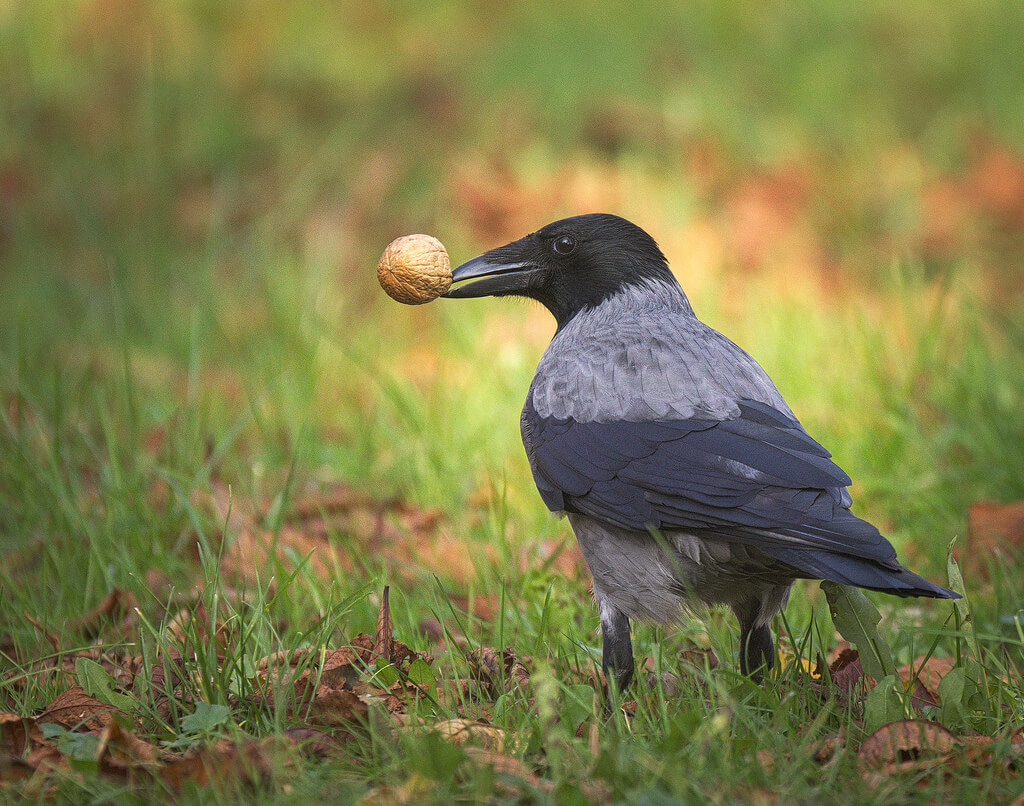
4,483 -> 1024,796
1,585 -> 443,792
2,573 -> 597,797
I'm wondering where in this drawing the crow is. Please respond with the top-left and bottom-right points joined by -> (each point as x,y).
443,213 -> 957,689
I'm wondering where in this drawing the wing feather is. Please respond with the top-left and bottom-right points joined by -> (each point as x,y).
522,396 -> 893,566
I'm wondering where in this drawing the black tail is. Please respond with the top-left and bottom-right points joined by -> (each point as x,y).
764,545 -> 961,599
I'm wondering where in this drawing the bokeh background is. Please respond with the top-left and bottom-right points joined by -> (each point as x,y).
3,0 -> 1024,718
3,1 -> 1024,798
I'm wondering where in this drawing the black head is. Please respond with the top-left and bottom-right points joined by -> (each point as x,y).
443,214 -> 678,328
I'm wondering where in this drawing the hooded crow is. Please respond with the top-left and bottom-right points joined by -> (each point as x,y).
444,213 -> 957,688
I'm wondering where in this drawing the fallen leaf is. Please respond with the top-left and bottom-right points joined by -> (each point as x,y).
301,687 -> 369,729
280,727 -> 345,760
463,746 -> 550,794
432,719 -> 514,753
898,656 -> 955,693
898,656 -> 955,710
827,645 -> 866,695
858,719 -> 958,772
0,712 -> 44,757
37,686 -> 118,732
811,731 -> 845,764
966,137 -> 1024,229
755,748 -> 778,775
21,612 -> 59,653
96,720 -> 158,765
357,772 -> 436,805
146,651 -> 187,722
467,647 -> 530,698
677,647 -> 719,672
0,755 -> 35,784
161,737 -> 275,791
417,617 -> 445,645
70,588 -> 138,640
208,482 -> 471,593
92,720 -> 161,781
966,499 -> 1024,579
448,593 -> 498,622
374,586 -> 394,663
253,617 -> 433,729
645,671 -> 683,698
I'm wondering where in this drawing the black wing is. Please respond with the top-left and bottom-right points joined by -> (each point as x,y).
522,397 -> 955,597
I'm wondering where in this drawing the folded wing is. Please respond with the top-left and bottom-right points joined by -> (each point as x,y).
522,397 -> 955,598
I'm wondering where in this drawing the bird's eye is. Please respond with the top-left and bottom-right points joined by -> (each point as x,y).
552,235 -> 576,255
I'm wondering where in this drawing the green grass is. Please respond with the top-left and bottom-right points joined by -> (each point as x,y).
3,1 -> 1024,802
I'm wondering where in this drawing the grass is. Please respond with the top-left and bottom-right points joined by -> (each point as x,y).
2,0 -> 1024,802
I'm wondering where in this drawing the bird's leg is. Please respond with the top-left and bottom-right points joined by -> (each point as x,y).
738,621 -> 775,683
599,598 -> 634,693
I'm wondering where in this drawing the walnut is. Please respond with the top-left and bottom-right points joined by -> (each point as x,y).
376,234 -> 452,304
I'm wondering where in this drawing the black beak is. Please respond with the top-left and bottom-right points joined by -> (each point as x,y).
442,253 -> 542,299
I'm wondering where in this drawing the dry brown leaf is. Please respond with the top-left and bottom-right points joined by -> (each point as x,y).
95,721 -> 159,767
301,687 -> 369,729
432,719 -> 515,753
468,647 -> 530,698
645,671 -> 683,698
37,686 -> 118,732
417,617 -> 445,646
166,604 -> 236,661
21,612 -> 60,653
965,499 -> 1024,579
374,586 -> 394,663
827,645 -> 866,696
678,647 -> 720,672
280,727 -> 345,760
1,646 -> 145,704
858,720 -> 958,772
70,588 -> 138,640
898,656 -> 955,693
90,720 -> 163,782
463,746 -> 611,801
811,731 -> 845,764
897,656 -> 955,710
147,651 -> 186,722
218,525 -> 339,588
463,746 -> 550,793
287,485 -> 372,521
357,772 -> 436,806
0,755 -> 35,784
207,482 -> 470,592
161,738 -> 275,791
755,748 -> 778,775
258,647 -> 364,697
252,607 -> 433,727
958,726 -> 1024,774
967,138 -> 1024,229
256,629 -> 431,717
0,712 -> 44,757
448,593 -> 498,622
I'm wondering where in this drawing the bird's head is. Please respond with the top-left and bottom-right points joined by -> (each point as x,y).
443,213 -> 680,328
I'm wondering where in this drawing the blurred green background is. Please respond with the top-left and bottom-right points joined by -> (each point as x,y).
3,1 -> 1024,799
2,0 -> 1024,656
